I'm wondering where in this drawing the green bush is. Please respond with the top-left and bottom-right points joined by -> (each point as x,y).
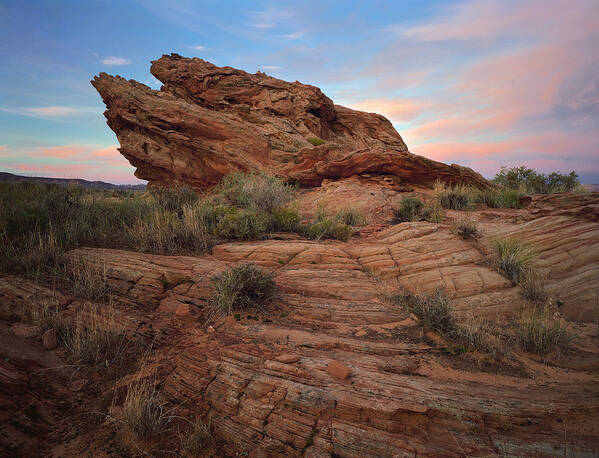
393,197 -> 424,222
517,307 -> 566,354
209,264 -> 277,317
215,172 -> 296,213
215,210 -> 269,241
268,207 -> 300,232
493,166 -> 581,194
439,191 -> 470,210
308,137 -> 325,146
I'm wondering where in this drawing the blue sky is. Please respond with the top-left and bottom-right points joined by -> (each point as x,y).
1,0 -> 598,183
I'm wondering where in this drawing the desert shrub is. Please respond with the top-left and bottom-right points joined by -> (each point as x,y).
492,237 -> 537,285
215,210 -> 269,241
307,137 -> 325,146
268,207 -> 301,232
150,184 -> 198,213
452,217 -> 481,240
393,197 -> 424,222
215,172 -> 296,213
335,206 -> 365,226
421,200 -> 445,223
180,418 -> 212,456
209,264 -> 277,317
123,376 -> 172,440
517,307 -> 566,354
391,288 -> 455,334
493,166 -> 581,194
304,218 -> 353,241
393,197 -> 444,223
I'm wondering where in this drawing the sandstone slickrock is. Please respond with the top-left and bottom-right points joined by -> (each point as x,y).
2,197 -> 595,456
92,54 -> 490,189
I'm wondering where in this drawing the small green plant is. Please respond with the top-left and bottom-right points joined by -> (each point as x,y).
209,264 -> 277,317
335,206 -> 365,226
452,217 -> 481,240
492,237 -> 537,285
517,307 -> 566,354
307,137 -> 325,146
470,188 -> 523,209
393,197 -> 424,222
391,288 -> 454,334
268,207 -> 301,232
304,218 -> 353,241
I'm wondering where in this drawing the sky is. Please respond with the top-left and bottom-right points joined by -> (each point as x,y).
1,0 -> 598,184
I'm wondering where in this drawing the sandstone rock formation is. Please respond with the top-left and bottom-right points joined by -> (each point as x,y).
92,54 -> 489,189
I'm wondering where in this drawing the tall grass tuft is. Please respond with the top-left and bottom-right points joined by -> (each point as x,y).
517,307 -> 566,354
122,375 -> 173,440
452,217 -> 481,240
492,237 -> 537,285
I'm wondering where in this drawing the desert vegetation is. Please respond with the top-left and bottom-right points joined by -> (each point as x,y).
452,217 -> 481,240
209,264 -> 277,318
493,166 -> 583,194
517,306 -> 566,354
393,196 -> 445,223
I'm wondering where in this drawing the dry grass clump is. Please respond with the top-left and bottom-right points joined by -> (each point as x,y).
30,299 -> 72,339
180,418 -> 212,456
66,258 -> 112,302
391,288 -> 455,334
209,264 -> 277,317
519,268 -> 547,303
492,237 -> 537,285
122,376 -> 173,440
452,217 -> 481,240
455,313 -> 499,353
335,206 -> 365,226
517,306 -> 566,354
65,306 -> 126,365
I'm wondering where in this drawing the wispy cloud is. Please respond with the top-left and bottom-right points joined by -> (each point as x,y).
0,105 -> 97,119
189,45 -> 205,50
247,7 -> 293,29
261,65 -> 281,71
101,56 -> 131,66
282,31 -> 303,39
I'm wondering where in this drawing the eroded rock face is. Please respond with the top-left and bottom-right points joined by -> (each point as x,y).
92,54 -> 489,189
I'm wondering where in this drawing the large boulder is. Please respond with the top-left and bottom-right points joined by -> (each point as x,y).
92,54 -> 489,189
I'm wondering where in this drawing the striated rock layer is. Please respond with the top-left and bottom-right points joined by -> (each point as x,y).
92,54 -> 489,189
3,195 -> 598,456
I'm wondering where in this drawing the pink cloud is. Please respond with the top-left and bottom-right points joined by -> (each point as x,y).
348,98 -> 429,122
38,145 -> 89,158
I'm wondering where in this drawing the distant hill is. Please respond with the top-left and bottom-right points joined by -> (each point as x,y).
0,171 -> 146,190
